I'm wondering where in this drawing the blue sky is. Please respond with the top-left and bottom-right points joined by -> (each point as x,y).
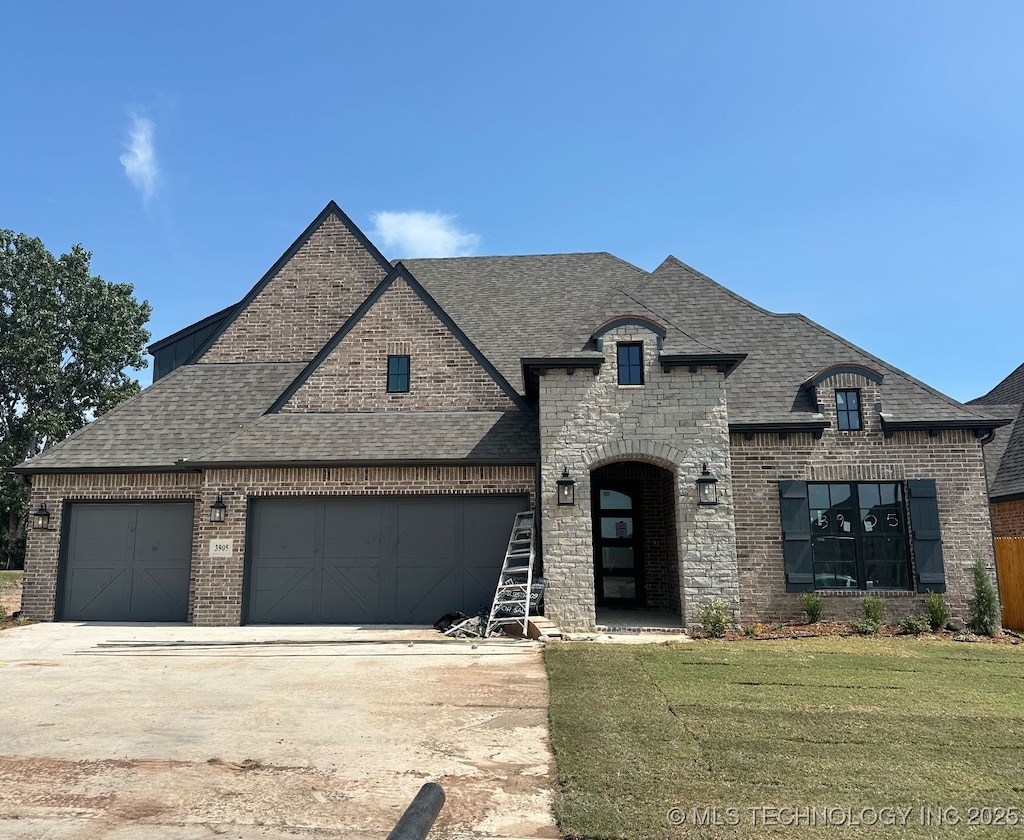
3,2 -> 1022,401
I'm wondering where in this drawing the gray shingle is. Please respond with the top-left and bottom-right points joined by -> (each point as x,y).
15,363 -> 305,472
190,411 -> 537,465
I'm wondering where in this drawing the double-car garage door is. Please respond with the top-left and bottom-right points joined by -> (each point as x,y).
246,495 -> 528,624
59,495 -> 527,624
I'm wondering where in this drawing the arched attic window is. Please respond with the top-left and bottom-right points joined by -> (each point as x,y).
801,364 -> 884,430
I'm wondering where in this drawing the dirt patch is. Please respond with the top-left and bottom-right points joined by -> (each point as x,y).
0,578 -> 21,618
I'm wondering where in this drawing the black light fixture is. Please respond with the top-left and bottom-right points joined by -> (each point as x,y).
31,503 -> 51,530
556,466 -> 576,506
210,494 -> 227,523
696,463 -> 719,506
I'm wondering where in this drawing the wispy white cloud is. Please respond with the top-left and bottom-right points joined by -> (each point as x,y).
370,211 -> 480,258
119,115 -> 159,201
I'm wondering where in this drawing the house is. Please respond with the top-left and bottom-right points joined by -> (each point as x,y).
15,202 -> 1006,630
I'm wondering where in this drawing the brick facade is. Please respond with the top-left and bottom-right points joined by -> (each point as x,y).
282,276 -> 516,413
200,215 -> 388,364
538,326 -> 739,630
731,371 -> 996,624
990,498 -> 1024,537
22,466 -> 535,626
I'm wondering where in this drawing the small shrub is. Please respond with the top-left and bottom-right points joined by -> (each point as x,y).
899,613 -> 929,635
861,594 -> 885,625
967,557 -> 1001,637
851,618 -> 881,635
743,624 -> 758,637
800,592 -> 822,624
698,598 -> 730,638
924,591 -> 949,632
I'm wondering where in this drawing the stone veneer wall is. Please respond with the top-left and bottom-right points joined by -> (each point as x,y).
23,465 -> 535,626
538,325 -> 738,630
283,277 -> 515,413
731,371 -> 996,624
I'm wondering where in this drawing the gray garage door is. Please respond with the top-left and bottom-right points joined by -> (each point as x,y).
60,503 -> 194,621
246,495 -> 529,624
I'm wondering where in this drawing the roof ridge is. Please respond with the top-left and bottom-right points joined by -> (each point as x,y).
650,256 -> 776,317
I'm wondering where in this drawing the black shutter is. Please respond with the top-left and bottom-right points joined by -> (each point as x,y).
908,479 -> 946,594
779,481 -> 814,592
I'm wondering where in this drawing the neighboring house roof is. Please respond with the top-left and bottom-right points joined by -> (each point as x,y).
970,365 -> 1024,500
13,202 -> 1007,475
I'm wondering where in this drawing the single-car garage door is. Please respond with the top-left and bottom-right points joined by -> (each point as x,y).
60,502 -> 194,621
246,495 -> 530,624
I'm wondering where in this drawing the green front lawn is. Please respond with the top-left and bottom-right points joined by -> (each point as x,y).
0,570 -> 23,588
546,638 -> 1024,839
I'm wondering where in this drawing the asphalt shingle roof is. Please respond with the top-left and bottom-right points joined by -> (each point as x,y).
18,218 -> 1006,474
15,363 -> 305,472
189,411 -> 537,465
401,253 -> 645,391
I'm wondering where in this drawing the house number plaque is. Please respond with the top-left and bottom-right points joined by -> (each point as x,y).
209,539 -> 233,558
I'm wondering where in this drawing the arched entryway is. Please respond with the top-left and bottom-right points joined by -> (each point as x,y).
590,461 -> 681,621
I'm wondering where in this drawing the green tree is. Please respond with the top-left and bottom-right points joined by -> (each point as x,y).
1,231 -> 151,568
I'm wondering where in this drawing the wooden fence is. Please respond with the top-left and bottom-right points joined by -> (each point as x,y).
994,538 -> 1024,631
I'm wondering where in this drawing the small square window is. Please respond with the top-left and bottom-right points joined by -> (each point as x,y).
617,343 -> 643,385
387,355 -> 410,393
836,389 -> 861,431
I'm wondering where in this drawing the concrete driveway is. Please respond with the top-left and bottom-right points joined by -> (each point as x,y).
0,623 -> 559,840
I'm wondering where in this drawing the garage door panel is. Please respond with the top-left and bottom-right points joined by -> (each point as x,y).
63,568 -> 126,619
129,566 -> 191,621
323,502 -> 383,558
250,565 -> 316,623
395,565 -> 456,624
61,503 -> 193,622
321,565 -> 381,623
254,502 -> 317,560
463,498 -> 527,560
70,508 -> 133,562
135,506 -> 194,560
396,501 -> 457,559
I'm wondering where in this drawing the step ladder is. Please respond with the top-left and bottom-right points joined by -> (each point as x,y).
485,511 -> 537,637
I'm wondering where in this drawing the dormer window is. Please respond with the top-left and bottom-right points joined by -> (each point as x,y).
387,355 -> 410,393
617,343 -> 644,386
836,389 -> 861,430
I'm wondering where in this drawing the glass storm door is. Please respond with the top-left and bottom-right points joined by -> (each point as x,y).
593,483 -> 644,607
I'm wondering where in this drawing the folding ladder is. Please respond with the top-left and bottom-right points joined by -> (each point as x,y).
485,511 -> 536,637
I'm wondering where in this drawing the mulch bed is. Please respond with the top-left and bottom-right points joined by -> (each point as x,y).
706,620 -> 1023,645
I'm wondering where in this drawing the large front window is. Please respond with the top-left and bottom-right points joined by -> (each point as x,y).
809,482 -> 910,590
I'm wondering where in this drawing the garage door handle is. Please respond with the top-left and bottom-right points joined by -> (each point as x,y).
386,782 -> 445,840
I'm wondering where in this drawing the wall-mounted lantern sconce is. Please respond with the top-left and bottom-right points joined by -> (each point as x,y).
31,503 -> 51,530
696,463 -> 719,506
210,494 -> 228,523
556,467 -> 576,506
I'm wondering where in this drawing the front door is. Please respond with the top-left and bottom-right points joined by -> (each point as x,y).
592,482 -> 644,607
